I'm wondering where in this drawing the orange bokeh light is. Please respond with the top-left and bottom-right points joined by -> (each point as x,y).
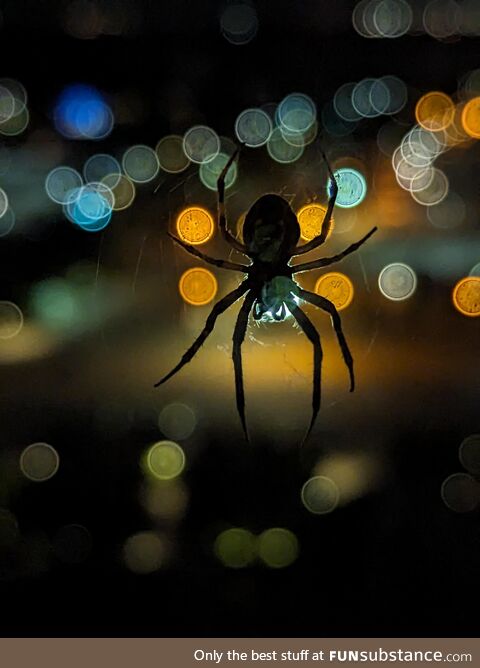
461,97 -> 480,139
178,267 -> 218,306
415,91 -> 455,132
176,206 -> 214,245
297,203 -> 334,241
452,277 -> 480,317
314,272 -> 354,311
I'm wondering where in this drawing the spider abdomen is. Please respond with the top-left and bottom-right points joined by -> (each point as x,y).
255,276 -> 299,322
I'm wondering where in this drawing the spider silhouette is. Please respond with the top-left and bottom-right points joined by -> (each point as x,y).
155,146 -> 377,442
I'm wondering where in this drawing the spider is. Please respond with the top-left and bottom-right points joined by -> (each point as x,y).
155,146 -> 377,442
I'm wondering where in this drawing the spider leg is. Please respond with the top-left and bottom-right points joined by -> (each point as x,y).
232,289 -> 257,441
253,300 -> 266,320
217,145 -> 250,256
290,147 -> 338,256
154,282 -> 250,387
292,227 -> 377,273
297,288 -> 354,392
291,304 -> 323,444
168,233 -> 250,272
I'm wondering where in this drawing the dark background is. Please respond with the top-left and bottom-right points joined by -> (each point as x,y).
0,0 -> 479,637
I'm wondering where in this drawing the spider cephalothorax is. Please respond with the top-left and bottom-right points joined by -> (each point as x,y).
155,145 -> 377,443
243,194 -> 300,261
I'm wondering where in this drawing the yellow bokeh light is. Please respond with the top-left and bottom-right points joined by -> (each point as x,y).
179,267 -> 218,306
452,276 -> 480,317
415,91 -> 455,132
123,531 -> 167,574
214,528 -> 256,568
296,203 -> 334,241
144,440 -> 185,480
314,272 -> 354,311
461,97 -> 480,138
257,528 -> 299,569
176,206 -> 214,245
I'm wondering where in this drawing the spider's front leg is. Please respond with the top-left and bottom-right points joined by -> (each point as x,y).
217,145 -> 250,256
167,232 -> 250,272
290,146 -> 338,257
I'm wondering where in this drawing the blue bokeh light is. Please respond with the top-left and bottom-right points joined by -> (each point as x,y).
63,185 -> 113,232
54,84 -> 114,140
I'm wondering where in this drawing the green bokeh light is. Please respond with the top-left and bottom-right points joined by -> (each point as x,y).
214,528 -> 256,568
144,440 -> 186,481
257,528 -> 299,569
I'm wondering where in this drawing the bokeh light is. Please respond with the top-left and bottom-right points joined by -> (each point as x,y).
0,106 -> 29,136
0,85 -> 16,123
0,301 -> 24,339
296,203 -> 334,241
0,187 -> 8,218
257,528 -> 299,569
301,476 -> 340,514
220,2 -> 258,44
461,96 -> 480,138
352,78 -> 383,118
199,152 -> 237,191
214,528 -> 256,568
20,443 -> 60,482
378,263 -> 417,301
45,166 -> 83,205
140,479 -> 189,522
145,440 -> 186,481
54,84 -> 114,140
459,434 -> 480,476
441,473 -> 480,513
427,192 -> 466,230
267,127 -> 304,163
30,278 -> 75,330
452,277 -> 480,317
158,403 -> 197,440
155,135 -> 190,173
101,173 -> 136,211
0,207 -> 15,237
333,82 -> 361,122
179,267 -> 218,306
83,153 -> 121,185
176,207 -> 215,245
410,168 -> 449,206
123,531 -> 167,574
64,183 -> 114,232
469,262 -> 480,277
183,126 -> 220,165
235,108 -> 272,147
314,272 -> 354,311
277,92 -> 316,135
328,168 -> 367,208
373,0 -> 413,38
415,92 -> 455,133
423,0 -> 460,39
122,145 -> 159,183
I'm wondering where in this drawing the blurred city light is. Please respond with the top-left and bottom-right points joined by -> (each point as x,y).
54,84 -> 113,140
20,443 -> 60,482
178,268 -> 218,306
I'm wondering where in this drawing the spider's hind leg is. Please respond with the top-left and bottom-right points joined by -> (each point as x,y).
154,282 -> 249,387
291,304 -> 323,445
232,290 -> 257,442
298,287 -> 354,392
